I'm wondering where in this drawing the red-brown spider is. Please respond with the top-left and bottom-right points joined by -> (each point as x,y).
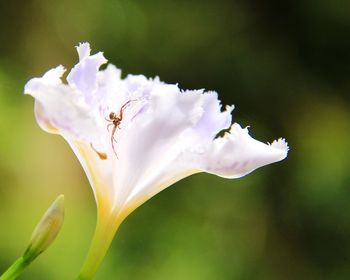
106,100 -> 134,157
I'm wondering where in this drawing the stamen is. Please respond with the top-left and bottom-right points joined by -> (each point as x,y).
90,143 -> 108,160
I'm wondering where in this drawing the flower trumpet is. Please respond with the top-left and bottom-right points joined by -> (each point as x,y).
25,43 -> 288,279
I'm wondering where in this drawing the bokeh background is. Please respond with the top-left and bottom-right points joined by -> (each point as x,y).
0,0 -> 349,279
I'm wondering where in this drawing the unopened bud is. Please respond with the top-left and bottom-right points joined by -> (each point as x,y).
23,195 -> 64,262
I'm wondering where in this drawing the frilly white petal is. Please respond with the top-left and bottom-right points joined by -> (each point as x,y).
124,123 -> 288,209
198,124 -> 289,178
112,85 -> 206,207
67,42 -> 108,105
24,65 -> 103,143
114,91 -> 235,209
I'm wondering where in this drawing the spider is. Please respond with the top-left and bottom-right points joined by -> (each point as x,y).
106,100 -> 135,157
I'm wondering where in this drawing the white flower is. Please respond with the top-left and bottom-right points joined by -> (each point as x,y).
24,42 -> 288,279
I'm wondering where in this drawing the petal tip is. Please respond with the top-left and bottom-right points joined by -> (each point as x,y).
24,65 -> 66,94
76,42 -> 91,61
44,65 -> 66,80
270,138 -> 289,160
226,104 -> 235,112
271,138 -> 289,151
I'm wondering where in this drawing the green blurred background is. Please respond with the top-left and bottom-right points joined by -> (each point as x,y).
0,0 -> 349,279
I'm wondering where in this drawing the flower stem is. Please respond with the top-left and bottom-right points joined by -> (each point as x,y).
75,211 -> 123,280
0,257 -> 30,280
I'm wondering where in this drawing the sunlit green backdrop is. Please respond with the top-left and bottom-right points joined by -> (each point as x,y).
1,0 -> 350,279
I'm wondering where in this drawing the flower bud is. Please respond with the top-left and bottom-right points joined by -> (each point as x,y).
23,195 -> 64,262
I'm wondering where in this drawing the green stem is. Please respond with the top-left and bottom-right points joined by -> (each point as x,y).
0,257 -> 30,280
75,212 -> 123,280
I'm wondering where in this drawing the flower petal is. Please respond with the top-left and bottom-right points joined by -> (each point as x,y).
111,83 -> 202,208
197,124 -> 289,178
24,66 -> 104,143
113,87 -> 235,211
67,42 -> 108,105
67,141 -> 115,209
123,124 -> 288,211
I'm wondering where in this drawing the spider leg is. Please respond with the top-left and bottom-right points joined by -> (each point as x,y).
110,125 -> 119,158
119,100 -> 132,120
119,99 -> 138,120
112,133 -> 118,143
107,123 -> 114,133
